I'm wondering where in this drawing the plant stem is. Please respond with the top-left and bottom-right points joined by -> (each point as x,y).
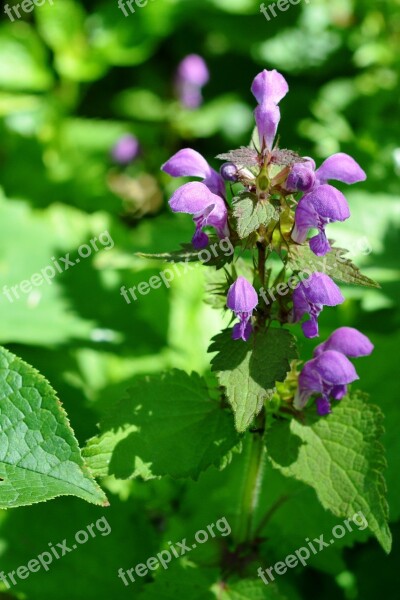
235,410 -> 266,544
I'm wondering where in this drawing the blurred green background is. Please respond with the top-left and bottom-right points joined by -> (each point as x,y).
0,0 -> 399,598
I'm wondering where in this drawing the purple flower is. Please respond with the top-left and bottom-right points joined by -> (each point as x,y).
111,134 -> 140,164
175,54 -> 209,109
227,276 -> 258,341
169,182 -> 229,249
314,327 -> 374,358
292,272 -> 345,338
294,350 -> 359,415
285,158 -> 316,192
292,184 -> 350,256
287,153 -> 366,193
162,148 -> 225,198
251,69 -> 289,151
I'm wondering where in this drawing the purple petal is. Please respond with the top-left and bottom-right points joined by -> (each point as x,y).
192,229 -> 209,249
302,317 -> 319,338
314,327 -> 374,358
162,148 -> 212,180
176,54 -> 209,88
311,350 -> 359,386
162,148 -> 225,197
330,384 -> 347,400
251,69 -> 289,105
305,184 -> 350,222
309,231 -> 331,256
301,273 -> 345,307
232,320 -> 253,342
316,396 -> 332,415
111,135 -> 140,164
294,362 -> 323,409
291,197 -> 319,243
251,70 -> 289,150
286,161 -> 316,192
169,181 -> 220,214
316,153 -> 366,185
227,276 -> 258,313
254,103 -> 281,151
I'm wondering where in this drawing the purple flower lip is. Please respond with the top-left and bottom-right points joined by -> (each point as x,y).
251,69 -> 289,151
169,181 -> 228,249
292,272 -> 345,338
294,349 -> 359,413
162,148 -> 225,198
175,54 -> 209,109
227,276 -> 258,341
111,134 -> 140,164
292,184 -> 350,256
313,327 -> 374,358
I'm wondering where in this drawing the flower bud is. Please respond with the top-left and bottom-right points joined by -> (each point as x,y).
220,162 -> 238,182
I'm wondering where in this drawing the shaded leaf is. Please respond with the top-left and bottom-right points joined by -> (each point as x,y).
210,328 -> 298,432
83,370 -> 240,480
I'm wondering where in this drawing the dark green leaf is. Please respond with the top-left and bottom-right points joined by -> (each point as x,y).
210,328 -> 298,432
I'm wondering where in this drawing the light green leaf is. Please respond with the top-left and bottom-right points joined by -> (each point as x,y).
210,328 -> 298,432
0,346 -> 107,508
266,395 -> 391,553
288,245 -> 380,288
233,192 -> 276,239
83,370 -> 240,480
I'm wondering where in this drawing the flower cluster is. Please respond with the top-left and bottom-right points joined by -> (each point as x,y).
161,68 -> 373,416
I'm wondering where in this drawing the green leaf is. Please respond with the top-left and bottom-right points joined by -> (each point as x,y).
266,395 -> 391,553
288,245 -> 380,288
233,192 -> 276,239
137,238 -> 234,270
209,329 -> 298,432
83,370 -> 240,480
0,346 -> 107,508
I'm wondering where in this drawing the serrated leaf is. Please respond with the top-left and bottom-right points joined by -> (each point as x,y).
288,245 -> 380,288
270,149 -> 305,167
266,395 -> 391,553
233,193 -> 276,239
216,147 -> 259,167
137,238 -> 234,270
0,346 -> 107,508
209,329 -> 298,432
83,370 -> 240,480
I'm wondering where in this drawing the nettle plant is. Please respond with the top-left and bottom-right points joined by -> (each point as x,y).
0,70 -> 390,566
